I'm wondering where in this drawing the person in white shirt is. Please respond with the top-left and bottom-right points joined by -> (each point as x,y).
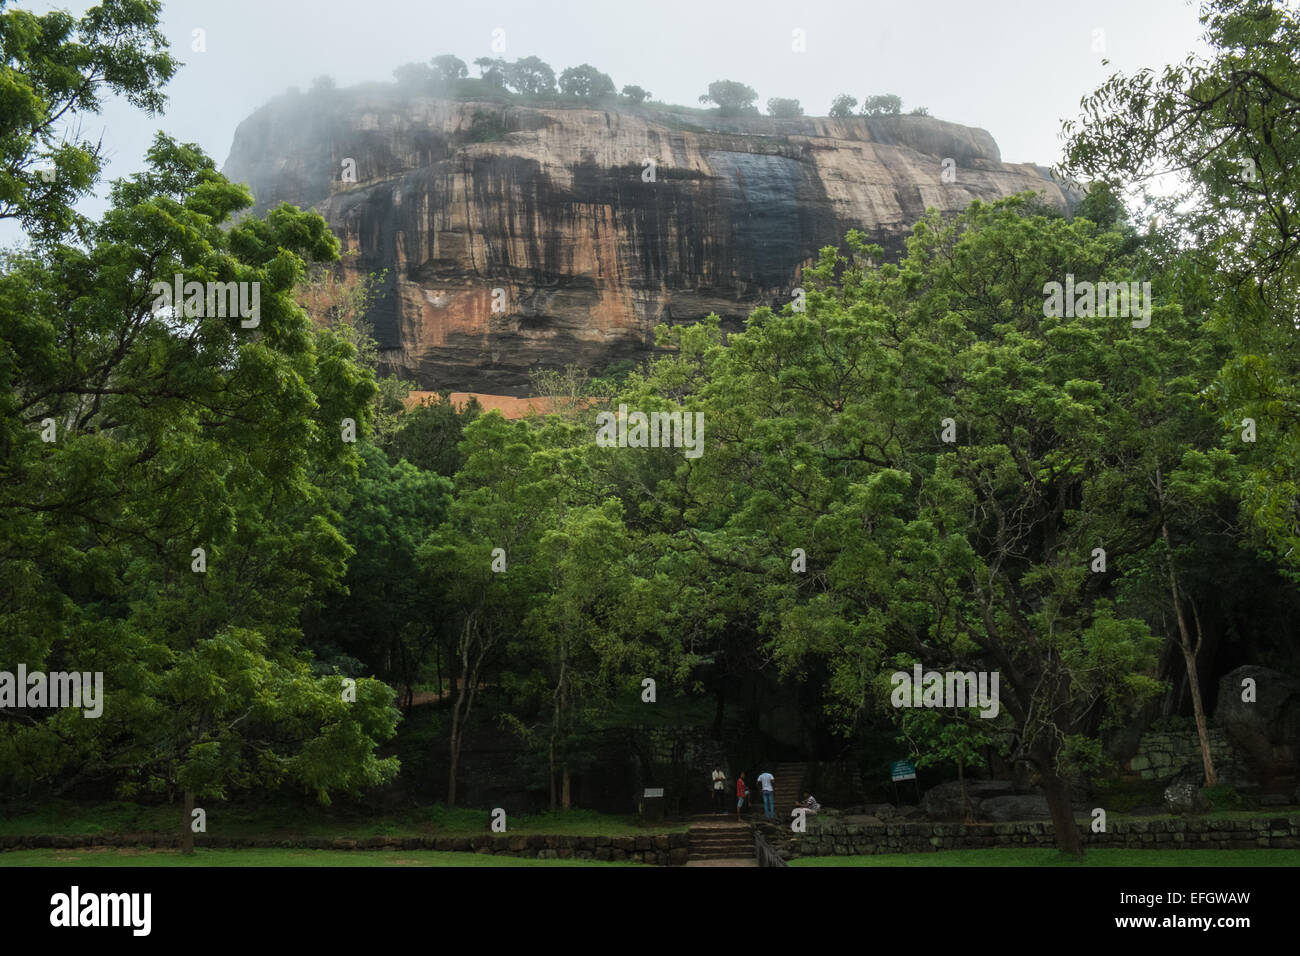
800,792 -> 820,814
756,770 -> 775,819
711,767 -> 726,813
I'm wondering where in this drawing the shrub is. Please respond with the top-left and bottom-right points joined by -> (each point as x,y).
1200,785 -> 1247,811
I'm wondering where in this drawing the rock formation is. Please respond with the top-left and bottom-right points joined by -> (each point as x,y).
223,88 -> 1077,393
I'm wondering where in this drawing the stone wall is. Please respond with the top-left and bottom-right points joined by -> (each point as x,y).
1125,728 -> 1251,786
0,832 -> 691,865
783,816 -> 1300,857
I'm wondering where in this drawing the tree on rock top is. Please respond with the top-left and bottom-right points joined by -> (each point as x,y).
505,56 -> 557,95
560,64 -> 616,97
829,94 -> 858,117
473,56 -> 507,87
699,80 -> 759,116
430,54 -> 468,83
860,93 -> 902,115
767,97 -> 803,118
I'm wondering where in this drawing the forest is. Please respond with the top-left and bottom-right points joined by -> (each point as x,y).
1,0 -> 1298,863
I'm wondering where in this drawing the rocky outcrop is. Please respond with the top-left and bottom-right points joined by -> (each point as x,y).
223,88 -> 1076,393
1215,665 -> 1300,794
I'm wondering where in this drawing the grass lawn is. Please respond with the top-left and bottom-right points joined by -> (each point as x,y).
1101,810 -> 1297,823
0,801 -> 685,839
0,847 -> 643,867
790,848 -> 1300,867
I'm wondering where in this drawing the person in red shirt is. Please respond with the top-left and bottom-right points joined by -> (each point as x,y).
736,772 -> 749,823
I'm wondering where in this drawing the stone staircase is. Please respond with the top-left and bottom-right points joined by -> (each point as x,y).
771,761 -> 807,822
685,816 -> 757,867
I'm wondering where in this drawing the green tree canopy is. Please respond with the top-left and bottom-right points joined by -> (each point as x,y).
505,56 -> 557,95
860,93 -> 902,115
829,94 -> 858,117
559,63 -> 616,97
766,97 -> 803,118
1061,0 -> 1300,575
430,54 -> 468,83
698,80 -> 759,116
0,0 -> 178,243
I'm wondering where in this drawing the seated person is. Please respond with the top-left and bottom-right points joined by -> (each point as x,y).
799,792 -> 820,814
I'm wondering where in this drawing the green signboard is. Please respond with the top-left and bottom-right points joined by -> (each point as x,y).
890,759 -> 917,782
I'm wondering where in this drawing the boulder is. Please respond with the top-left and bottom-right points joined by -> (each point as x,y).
1215,665 -> 1300,792
920,779 -> 1016,821
980,795 -> 1053,822
1164,781 -> 1208,814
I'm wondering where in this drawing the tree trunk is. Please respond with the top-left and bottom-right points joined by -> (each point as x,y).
182,789 -> 195,856
548,730 -> 557,811
447,618 -> 472,807
549,639 -> 568,812
562,765 -> 571,810
447,704 -> 461,807
1160,509 -> 1217,787
1181,636 -> 1217,786
958,757 -> 974,825
1039,768 -> 1083,857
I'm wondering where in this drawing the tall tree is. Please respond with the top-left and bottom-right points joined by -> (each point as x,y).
0,1 -> 402,836
698,80 -> 759,116
559,64 -> 616,98
418,413 -> 549,806
0,0 -> 177,243
767,97 -> 803,118
860,94 -> 902,115
504,56 -> 557,95
473,56 -> 507,87
829,94 -> 858,117
1061,0 -> 1300,575
649,199 -> 1213,855
430,54 -> 468,84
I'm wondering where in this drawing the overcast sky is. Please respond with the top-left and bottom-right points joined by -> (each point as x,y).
9,0 -> 1212,245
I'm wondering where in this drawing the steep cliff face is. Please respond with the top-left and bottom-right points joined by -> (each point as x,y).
223,89 -> 1073,393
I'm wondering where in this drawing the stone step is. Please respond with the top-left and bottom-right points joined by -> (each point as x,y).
688,834 -> 752,842
685,858 -> 759,866
686,816 -> 756,864
689,831 -> 752,840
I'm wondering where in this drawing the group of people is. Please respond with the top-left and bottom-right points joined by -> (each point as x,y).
711,766 -> 819,822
